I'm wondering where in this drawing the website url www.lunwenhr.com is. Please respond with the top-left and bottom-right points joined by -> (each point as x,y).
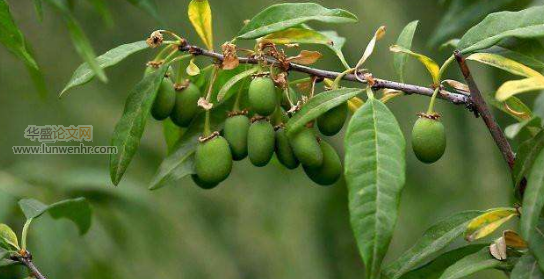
13,143 -> 117,155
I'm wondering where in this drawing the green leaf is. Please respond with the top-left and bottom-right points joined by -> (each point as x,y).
467,53 -> 544,78
458,6 -> 544,54
0,224 -> 19,251
400,245 -> 488,279
124,0 -> 162,24
485,39 -> 544,70
216,67 -> 258,102
61,41 -> 149,97
110,65 -> 168,186
62,13 -> 107,82
260,27 -> 332,46
0,258 -> 18,267
321,30 -> 350,69
429,0 -> 516,47
18,198 -> 92,235
484,92 -> 532,122
237,3 -> 357,39
344,96 -> 406,279
521,148 -> 544,269
285,88 -> 362,136
0,0 -> 39,69
514,131 -> 544,191
529,220 -> 544,272
438,247 -> 514,279
511,254 -> 544,279
163,119 -> 183,155
464,208 -> 518,242
394,20 -> 419,83
505,117 -> 541,140
384,210 -> 482,279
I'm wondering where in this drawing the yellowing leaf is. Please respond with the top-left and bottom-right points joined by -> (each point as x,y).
188,0 -> 213,50
186,58 -> 200,76
287,50 -> 322,65
355,26 -> 386,70
496,77 -> 544,101
390,45 -> 440,85
503,230 -> 527,249
467,53 -> 544,79
260,28 -> 332,45
465,208 -> 518,242
348,97 -> 364,112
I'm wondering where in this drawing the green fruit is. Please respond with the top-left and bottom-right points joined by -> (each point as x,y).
247,119 -> 275,167
248,77 -> 277,116
151,78 -> 176,120
288,127 -> 323,168
195,136 -> 233,184
411,116 -> 446,163
223,114 -> 250,161
170,82 -> 202,127
191,174 -> 218,189
275,127 -> 299,169
317,102 -> 348,136
303,140 -> 342,186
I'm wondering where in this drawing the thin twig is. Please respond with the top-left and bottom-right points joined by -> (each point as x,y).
12,252 -> 47,279
178,43 -> 471,106
454,51 -> 516,170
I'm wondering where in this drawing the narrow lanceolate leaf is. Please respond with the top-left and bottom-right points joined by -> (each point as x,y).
149,140 -> 196,190
285,88 -> 362,136
237,3 -> 357,39
465,208 -> 518,242
345,96 -> 406,279
110,66 -> 168,186
438,248 -> 514,279
484,92 -> 532,122
216,67 -> 258,101
513,131 -> 544,192
321,30 -> 350,69
383,210 -> 482,279
394,21 -> 419,83
496,77 -> 544,102
18,198 -> 92,235
485,39 -> 544,71
389,45 -> 440,85
63,13 -> 107,82
400,245 -> 487,279
355,26 -> 386,70
505,117 -> 542,140
188,0 -> 213,50
511,254 -> 544,279
61,41 -> 149,97
521,148 -> 544,269
163,119 -> 183,155
0,0 -> 39,69
458,6 -> 544,54
467,53 -> 544,79
0,224 -> 19,251
260,28 -> 332,46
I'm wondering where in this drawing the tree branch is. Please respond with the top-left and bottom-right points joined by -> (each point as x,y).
12,251 -> 47,279
454,51 -> 516,170
178,43 -> 471,106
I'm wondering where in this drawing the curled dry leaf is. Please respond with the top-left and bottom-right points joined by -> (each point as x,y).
489,237 -> 507,261
442,79 -> 470,94
296,80 -> 312,93
503,230 -> 528,249
287,50 -> 322,65
273,72 -> 288,89
197,97 -> 213,110
221,42 -> 239,70
146,31 -> 164,48
186,58 -> 201,76
355,25 -> 386,70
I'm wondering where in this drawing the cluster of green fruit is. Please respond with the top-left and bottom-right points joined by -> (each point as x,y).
151,74 -> 345,189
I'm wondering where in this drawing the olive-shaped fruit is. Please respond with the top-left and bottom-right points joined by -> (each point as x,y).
170,82 -> 202,127
195,136 -> 233,184
247,119 -> 275,167
288,127 -> 323,168
191,174 -> 219,189
151,78 -> 176,120
303,140 -> 342,186
317,102 -> 348,136
223,114 -> 250,161
411,116 -> 446,163
275,127 -> 299,169
248,77 -> 277,116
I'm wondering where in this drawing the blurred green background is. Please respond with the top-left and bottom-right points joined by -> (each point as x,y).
0,0 -> 537,278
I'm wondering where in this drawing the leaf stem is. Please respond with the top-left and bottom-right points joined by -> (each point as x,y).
21,218 -> 32,251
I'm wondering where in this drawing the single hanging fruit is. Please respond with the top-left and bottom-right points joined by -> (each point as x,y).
151,78 -> 176,120
275,126 -> 299,169
303,140 -> 342,186
248,76 -> 277,116
411,113 -> 446,163
317,102 -> 348,136
170,82 -> 202,127
195,134 -> 233,184
247,118 -> 275,167
288,126 -> 323,168
223,112 -> 250,161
